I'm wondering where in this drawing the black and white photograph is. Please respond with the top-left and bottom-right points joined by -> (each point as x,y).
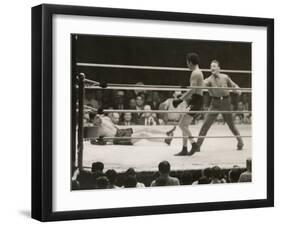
29,3 -> 274,221
71,34 -> 252,190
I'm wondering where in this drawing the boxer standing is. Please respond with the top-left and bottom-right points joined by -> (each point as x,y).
173,53 -> 204,156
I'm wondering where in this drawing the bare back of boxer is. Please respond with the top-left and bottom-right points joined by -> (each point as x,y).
174,53 -> 204,156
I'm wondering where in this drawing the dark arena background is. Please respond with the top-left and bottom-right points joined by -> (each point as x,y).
71,34 -> 252,190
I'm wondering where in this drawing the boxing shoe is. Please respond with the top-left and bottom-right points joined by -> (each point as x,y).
190,142 -> 200,153
174,143 -> 198,156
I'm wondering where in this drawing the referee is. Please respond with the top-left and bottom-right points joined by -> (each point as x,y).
191,60 -> 244,153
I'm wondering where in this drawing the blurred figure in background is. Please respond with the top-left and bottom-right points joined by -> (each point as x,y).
180,171 -> 193,185
239,158 -> 252,182
228,166 -> 242,183
235,101 -> 251,124
159,91 -> 187,125
123,176 -> 137,188
216,114 -> 225,124
135,95 -> 145,124
151,161 -> 180,186
192,167 -> 212,185
146,91 -> 161,110
96,176 -> 109,189
210,166 -> 225,184
234,115 -> 242,125
111,112 -> 120,125
128,98 -> 137,109
113,90 -> 126,110
84,90 -> 99,109
120,112 -> 135,126
124,168 -> 145,188
127,98 -> 138,123
137,105 -> 159,125
105,169 -> 119,189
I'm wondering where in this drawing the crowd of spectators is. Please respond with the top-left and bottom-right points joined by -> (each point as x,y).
72,158 -> 252,190
84,85 -> 252,126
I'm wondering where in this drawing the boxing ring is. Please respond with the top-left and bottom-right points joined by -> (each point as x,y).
74,63 -> 252,173
82,124 -> 251,172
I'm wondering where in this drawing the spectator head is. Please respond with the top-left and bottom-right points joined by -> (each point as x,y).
237,101 -> 244,111
158,161 -> 171,175
116,90 -> 125,97
198,176 -> 210,184
125,167 -> 136,177
234,115 -> 242,124
123,112 -> 132,122
152,91 -> 160,102
93,115 -> 102,127
143,104 -> 152,118
115,90 -> 125,104
217,114 -> 224,123
123,175 -> 137,188
105,169 -> 118,185
246,158 -> 252,172
173,91 -> 182,99
91,161 -> 104,173
136,95 -> 144,107
210,60 -> 221,75
129,98 -> 137,109
181,171 -> 193,185
211,166 -> 221,179
112,112 -> 120,124
229,167 -> 242,183
96,176 -> 109,189
186,53 -> 200,68
76,170 -> 92,189
202,167 -> 212,179
242,93 -> 250,104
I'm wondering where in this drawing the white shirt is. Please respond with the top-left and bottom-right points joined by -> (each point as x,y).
144,116 -> 157,126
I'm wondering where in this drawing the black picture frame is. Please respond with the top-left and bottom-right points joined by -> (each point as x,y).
32,4 -> 274,222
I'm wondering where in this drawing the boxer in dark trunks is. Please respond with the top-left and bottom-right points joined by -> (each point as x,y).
172,53 -> 204,156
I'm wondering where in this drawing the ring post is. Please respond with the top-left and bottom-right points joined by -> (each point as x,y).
77,73 -> 85,171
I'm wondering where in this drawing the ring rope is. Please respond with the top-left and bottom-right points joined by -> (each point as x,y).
84,105 -> 251,114
85,85 -> 252,93
84,135 -> 251,141
77,62 -> 252,74
83,78 -> 252,92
